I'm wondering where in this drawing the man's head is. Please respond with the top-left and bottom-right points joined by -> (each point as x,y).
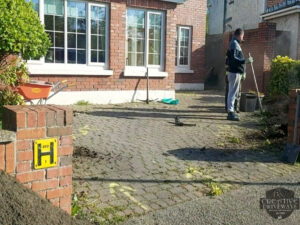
234,28 -> 244,42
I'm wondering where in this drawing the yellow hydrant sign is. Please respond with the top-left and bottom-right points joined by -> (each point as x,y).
34,138 -> 58,169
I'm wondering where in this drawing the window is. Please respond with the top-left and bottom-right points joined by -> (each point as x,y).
27,0 -> 110,73
67,1 -> 86,64
175,26 -> 192,70
89,5 -> 107,64
44,0 -> 65,63
126,9 -> 164,69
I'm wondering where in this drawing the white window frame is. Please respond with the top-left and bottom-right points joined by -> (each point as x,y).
27,0 -> 113,76
88,3 -> 109,67
124,8 -> 167,77
175,26 -> 194,74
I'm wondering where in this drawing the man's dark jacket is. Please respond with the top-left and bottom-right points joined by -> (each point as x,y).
226,37 -> 245,74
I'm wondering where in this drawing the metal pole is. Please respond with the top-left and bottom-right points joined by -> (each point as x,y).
249,53 -> 263,114
146,67 -> 149,104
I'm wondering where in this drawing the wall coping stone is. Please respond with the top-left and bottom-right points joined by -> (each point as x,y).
0,130 -> 16,143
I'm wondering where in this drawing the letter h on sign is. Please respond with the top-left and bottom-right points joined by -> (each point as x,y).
34,138 -> 58,169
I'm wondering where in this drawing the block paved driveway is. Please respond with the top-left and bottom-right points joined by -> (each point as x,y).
72,91 -> 300,224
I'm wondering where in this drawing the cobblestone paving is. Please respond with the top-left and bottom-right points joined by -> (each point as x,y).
72,91 -> 300,224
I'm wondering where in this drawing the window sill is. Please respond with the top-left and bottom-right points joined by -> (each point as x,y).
175,67 -> 194,74
27,63 -> 113,76
124,67 -> 168,77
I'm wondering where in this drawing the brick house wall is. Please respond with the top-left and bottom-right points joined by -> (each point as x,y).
32,0 -> 176,91
174,0 -> 207,90
27,0 -> 207,103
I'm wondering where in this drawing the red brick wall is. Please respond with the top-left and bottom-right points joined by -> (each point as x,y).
0,142 -> 15,174
31,0 -> 179,91
220,22 -> 276,92
240,22 -> 276,92
267,0 -> 286,7
1,105 -> 73,214
174,0 -> 207,84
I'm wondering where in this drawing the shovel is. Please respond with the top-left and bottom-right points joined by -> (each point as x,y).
282,92 -> 300,164
249,53 -> 263,114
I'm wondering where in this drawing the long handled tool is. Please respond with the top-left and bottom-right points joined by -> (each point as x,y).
146,67 -> 149,104
282,92 -> 300,164
249,53 -> 263,114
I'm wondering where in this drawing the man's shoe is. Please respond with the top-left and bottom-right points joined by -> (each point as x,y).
227,112 -> 240,121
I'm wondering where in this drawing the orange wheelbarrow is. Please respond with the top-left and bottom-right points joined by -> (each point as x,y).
18,80 -> 73,104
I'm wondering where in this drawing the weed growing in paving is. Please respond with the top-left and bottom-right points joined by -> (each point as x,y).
72,192 -> 127,225
76,100 -> 90,106
227,136 -> 240,144
207,182 -> 223,196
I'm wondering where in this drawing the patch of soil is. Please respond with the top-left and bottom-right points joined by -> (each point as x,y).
73,146 -> 98,158
0,171 -> 92,225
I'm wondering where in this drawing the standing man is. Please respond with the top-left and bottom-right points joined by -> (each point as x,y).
226,28 -> 253,121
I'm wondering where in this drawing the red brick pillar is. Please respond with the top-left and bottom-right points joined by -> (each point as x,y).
288,89 -> 300,144
2,105 -> 73,214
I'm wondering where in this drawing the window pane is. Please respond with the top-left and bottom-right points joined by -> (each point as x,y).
77,3 -> 86,18
137,40 -> 144,53
55,49 -> 64,63
154,28 -> 161,39
99,21 -> 105,35
98,51 -> 105,63
91,51 -> 97,62
77,19 -> 86,33
47,32 -> 54,47
90,5 -> 106,64
98,36 -> 105,51
127,39 -> 136,52
148,40 -> 154,54
55,33 -> 64,47
154,41 -> 160,54
148,54 -> 153,65
67,1 -> 77,17
45,15 -> 53,30
91,6 -> 105,20
55,16 -> 64,31
68,49 -> 76,63
45,0 -> 64,16
68,34 -> 76,48
45,49 -> 54,63
91,20 -> 97,34
77,50 -> 86,64
91,35 -> 97,50
149,28 -> 154,39
77,34 -> 86,49
137,53 -> 144,66
68,17 -> 76,32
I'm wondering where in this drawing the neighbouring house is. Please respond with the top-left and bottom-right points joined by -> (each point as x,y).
262,0 -> 300,59
206,0 -> 277,92
207,0 -> 266,35
206,0 -> 295,92
25,0 -> 207,105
